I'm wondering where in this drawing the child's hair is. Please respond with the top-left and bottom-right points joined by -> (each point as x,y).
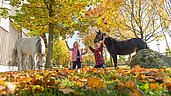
73,41 -> 79,47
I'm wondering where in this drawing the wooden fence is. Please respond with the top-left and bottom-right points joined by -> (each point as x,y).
0,21 -> 27,65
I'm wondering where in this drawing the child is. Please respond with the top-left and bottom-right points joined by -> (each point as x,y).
88,42 -> 106,68
65,41 -> 87,69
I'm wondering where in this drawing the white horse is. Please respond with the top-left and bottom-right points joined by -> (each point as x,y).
11,36 -> 46,70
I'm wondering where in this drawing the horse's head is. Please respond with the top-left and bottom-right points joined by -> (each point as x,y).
37,53 -> 46,69
37,36 -> 46,69
94,30 -> 104,43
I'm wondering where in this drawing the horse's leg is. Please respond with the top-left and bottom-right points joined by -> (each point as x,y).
22,55 -> 28,70
111,54 -> 117,68
28,56 -> 33,70
32,54 -> 37,70
17,50 -> 22,71
125,54 -> 132,66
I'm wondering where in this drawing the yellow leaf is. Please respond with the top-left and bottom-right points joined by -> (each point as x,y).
19,77 -> 33,83
0,80 -> 5,86
164,76 -> 171,83
75,81 -> 85,87
141,75 -> 146,79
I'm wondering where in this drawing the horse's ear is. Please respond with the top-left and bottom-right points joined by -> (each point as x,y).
98,30 -> 101,33
103,32 -> 106,36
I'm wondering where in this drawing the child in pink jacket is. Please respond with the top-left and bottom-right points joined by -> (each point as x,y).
65,41 -> 87,69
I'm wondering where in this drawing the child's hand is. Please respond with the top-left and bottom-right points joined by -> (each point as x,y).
86,47 -> 89,53
65,34 -> 72,41
87,40 -> 91,46
84,47 -> 88,51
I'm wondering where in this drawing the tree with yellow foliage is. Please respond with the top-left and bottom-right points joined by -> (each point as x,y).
52,40 -> 70,67
85,0 -> 170,42
7,0 -> 98,68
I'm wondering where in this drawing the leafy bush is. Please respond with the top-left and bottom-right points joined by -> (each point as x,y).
52,40 -> 70,66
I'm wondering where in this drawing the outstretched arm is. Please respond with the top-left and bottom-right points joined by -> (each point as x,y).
81,48 -> 88,55
88,46 -> 95,52
65,40 -> 73,51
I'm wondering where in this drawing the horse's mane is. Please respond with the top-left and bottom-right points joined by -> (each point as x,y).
35,36 -> 44,55
105,36 -> 118,46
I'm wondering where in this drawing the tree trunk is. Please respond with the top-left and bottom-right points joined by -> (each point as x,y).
45,0 -> 54,68
45,23 -> 54,68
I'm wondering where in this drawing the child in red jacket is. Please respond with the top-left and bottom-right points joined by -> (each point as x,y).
88,42 -> 106,68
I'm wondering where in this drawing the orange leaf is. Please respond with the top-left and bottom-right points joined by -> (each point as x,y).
87,77 -> 106,89
124,80 -> 136,89
149,83 -> 157,89
88,68 -> 97,73
166,82 -> 171,92
83,65 -> 89,71
132,92 -> 139,96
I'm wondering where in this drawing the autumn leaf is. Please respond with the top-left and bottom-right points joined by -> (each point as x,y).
131,92 -> 139,96
149,83 -> 157,90
44,76 -> 56,86
88,68 -> 97,73
166,82 -> 171,92
141,75 -> 146,80
132,88 -> 145,96
31,76 -> 42,85
75,81 -> 86,87
155,77 -> 163,83
0,77 -> 6,81
32,85 -> 44,93
124,80 -> 136,89
5,82 -> 18,94
131,65 -> 147,73
59,87 -> 75,94
87,77 -> 106,89
82,65 -> 89,71
164,76 -> 171,83
19,77 -> 32,83
115,79 -> 124,89
0,80 -> 6,86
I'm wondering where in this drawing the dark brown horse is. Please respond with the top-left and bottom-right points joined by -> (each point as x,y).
94,30 -> 149,68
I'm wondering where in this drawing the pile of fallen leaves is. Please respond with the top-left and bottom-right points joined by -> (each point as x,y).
0,65 -> 171,96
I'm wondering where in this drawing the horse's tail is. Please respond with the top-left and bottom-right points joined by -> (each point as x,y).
10,45 -> 18,66
146,46 -> 149,49
145,41 -> 149,49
